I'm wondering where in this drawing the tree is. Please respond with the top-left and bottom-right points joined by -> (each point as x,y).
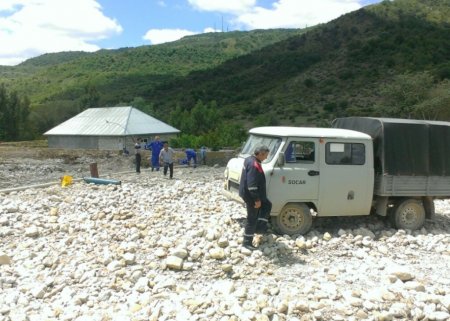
380,72 -> 434,118
130,97 -> 156,117
0,85 -> 6,140
169,100 -> 221,135
0,84 -> 31,141
80,84 -> 100,111
413,80 -> 450,120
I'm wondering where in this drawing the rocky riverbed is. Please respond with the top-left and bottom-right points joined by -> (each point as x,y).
0,166 -> 449,321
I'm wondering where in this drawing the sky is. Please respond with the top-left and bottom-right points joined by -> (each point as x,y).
0,0 -> 382,66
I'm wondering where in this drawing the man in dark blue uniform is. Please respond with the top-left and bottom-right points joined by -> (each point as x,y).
185,148 -> 197,168
239,145 -> 272,250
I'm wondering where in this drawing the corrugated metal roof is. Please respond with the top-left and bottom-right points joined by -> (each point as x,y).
44,106 -> 180,136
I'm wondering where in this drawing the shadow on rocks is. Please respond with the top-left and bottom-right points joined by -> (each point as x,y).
233,218 -> 306,266
257,234 -> 306,266
424,212 -> 450,234
311,214 -> 389,235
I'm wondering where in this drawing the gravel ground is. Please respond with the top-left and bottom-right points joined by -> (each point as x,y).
0,148 -> 135,190
0,151 -> 449,321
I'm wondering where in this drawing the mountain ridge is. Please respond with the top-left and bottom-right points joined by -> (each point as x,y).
1,0 -> 449,140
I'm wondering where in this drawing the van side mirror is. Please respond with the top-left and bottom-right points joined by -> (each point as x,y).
277,152 -> 285,167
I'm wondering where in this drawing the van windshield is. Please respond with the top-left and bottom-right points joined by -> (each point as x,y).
240,134 -> 281,163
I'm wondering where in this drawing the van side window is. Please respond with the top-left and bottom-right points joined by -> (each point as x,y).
285,141 -> 315,163
326,143 -> 365,165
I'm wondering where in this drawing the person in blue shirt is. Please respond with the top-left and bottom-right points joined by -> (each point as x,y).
184,148 -> 197,168
146,136 -> 163,171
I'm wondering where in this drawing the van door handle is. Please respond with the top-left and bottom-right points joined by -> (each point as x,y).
308,170 -> 320,176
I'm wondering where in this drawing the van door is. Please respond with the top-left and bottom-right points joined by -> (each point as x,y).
268,139 -> 320,214
318,140 -> 373,216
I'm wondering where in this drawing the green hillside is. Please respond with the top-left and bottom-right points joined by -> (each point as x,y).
0,29 -> 306,137
1,0 -> 449,145
148,0 -> 450,125
2,29 -> 304,103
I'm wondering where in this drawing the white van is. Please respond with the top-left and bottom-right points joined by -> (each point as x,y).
224,117 -> 450,235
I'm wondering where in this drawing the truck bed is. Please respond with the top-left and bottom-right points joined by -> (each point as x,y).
375,175 -> 450,197
334,117 -> 450,198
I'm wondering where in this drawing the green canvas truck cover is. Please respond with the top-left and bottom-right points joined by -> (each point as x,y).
332,117 -> 450,176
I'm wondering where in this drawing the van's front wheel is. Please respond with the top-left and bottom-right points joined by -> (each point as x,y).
273,203 -> 312,235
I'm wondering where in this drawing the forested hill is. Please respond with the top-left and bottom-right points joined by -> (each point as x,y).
2,29 -> 305,100
152,0 -> 450,126
0,28 -> 306,135
1,0 -> 449,144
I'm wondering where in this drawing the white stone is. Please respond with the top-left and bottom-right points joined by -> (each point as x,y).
171,248 -> 188,259
217,237 -> 229,248
439,295 -> 450,310
134,277 -> 149,293
122,253 -> 136,265
166,256 -> 183,270
277,301 -> 288,314
387,266 -> 415,281
427,311 -> 450,321
389,302 -> 409,318
209,248 -> 225,260
295,239 -> 306,249
189,247 -> 202,260
30,284 -> 46,299
25,226 -> 39,237
154,248 -> 167,257
0,252 -> 11,265
255,314 -> 270,321
404,281 -> 425,292
107,260 -> 123,271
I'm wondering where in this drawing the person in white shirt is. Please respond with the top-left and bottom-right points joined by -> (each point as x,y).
159,142 -> 175,179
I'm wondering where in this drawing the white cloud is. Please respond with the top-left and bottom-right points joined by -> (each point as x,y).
234,0 -> 362,29
0,0 -> 122,66
142,27 -> 221,45
143,29 -> 196,45
188,0 -> 257,14
203,27 -> 221,33
187,0 -> 362,29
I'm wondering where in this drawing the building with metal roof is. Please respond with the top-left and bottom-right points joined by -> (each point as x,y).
44,106 -> 180,150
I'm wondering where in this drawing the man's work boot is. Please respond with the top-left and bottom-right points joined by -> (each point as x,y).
242,235 -> 257,251
255,221 -> 269,235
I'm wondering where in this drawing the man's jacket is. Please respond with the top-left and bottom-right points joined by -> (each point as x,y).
239,155 -> 267,204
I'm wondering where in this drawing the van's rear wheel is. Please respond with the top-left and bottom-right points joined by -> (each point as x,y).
391,199 -> 425,230
273,203 -> 312,235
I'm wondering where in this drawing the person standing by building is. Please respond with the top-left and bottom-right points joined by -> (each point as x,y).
147,136 -> 164,172
134,140 -> 142,174
159,142 -> 175,179
200,146 -> 207,165
239,145 -> 272,250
